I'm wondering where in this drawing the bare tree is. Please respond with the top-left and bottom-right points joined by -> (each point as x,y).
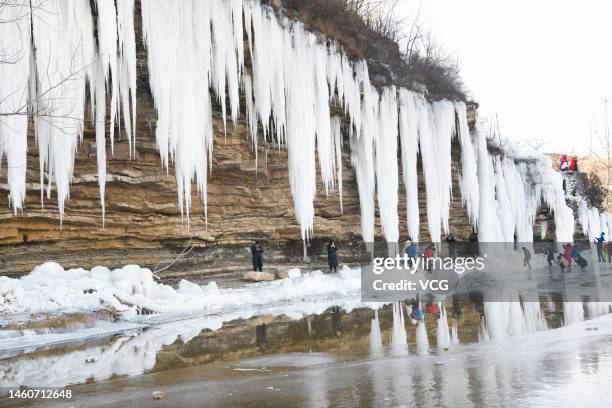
587,97 -> 612,210
0,0 -> 92,138
524,137 -> 550,153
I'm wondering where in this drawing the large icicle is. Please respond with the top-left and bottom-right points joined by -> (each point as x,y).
398,89 -> 420,241
95,0 -> 118,153
375,87 -> 399,243
455,102 -> 479,227
31,0 -> 96,222
331,117 -> 344,212
0,1 -> 30,213
432,100 -> 456,234
415,96 -> 442,242
141,0 -> 214,224
282,23 -> 318,240
351,65 -> 377,243
116,0 -> 137,157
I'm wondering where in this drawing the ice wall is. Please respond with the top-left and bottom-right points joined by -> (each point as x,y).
0,0 -> 135,223
1,0 -> 606,248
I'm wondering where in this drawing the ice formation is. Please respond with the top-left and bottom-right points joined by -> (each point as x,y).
0,0 -> 135,223
0,0 -> 609,246
0,262 -> 361,316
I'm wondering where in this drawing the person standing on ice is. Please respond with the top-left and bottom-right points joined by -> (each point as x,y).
563,243 -> 574,269
327,240 -> 338,273
557,253 -> 569,271
595,233 -> 606,263
251,241 -> 264,272
404,239 -> 418,266
521,247 -> 532,271
445,234 -> 457,258
423,244 -> 436,272
543,247 -> 555,267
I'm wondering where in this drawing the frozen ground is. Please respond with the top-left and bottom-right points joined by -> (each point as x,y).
8,314 -> 612,408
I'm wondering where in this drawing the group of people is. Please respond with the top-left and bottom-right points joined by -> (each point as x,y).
250,239 -> 339,273
542,242 -> 587,271
559,154 -> 579,172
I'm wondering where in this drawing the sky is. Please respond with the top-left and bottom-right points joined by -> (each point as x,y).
397,0 -> 612,155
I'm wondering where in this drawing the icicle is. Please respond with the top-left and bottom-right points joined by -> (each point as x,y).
351,78 -> 377,243
243,72 -> 258,167
31,0 -> 96,222
314,45 -> 334,195
95,62 -> 107,223
331,117 -> 343,212
141,0 -> 214,225
398,89 -> 420,242
375,87 -> 399,243
0,1 -> 30,213
415,96 -> 442,242
95,0 -> 118,154
210,0 -> 240,131
282,24 -> 318,240
116,0 -> 137,157
455,102 -> 479,227
432,100 -> 455,234
475,122 -> 498,242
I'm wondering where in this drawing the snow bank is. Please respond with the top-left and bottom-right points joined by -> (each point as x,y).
0,262 -> 361,317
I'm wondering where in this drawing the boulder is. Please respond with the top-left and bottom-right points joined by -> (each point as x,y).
243,271 -> 275,282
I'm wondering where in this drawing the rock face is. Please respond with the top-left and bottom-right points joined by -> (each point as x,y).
0,4 -> 481,276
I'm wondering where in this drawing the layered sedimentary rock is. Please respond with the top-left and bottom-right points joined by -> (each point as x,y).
0,0 -> 574,276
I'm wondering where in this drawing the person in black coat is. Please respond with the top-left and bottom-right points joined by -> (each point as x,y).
445,233 -> 457,258
251,241 -> 263,272
327,240 -> 338,272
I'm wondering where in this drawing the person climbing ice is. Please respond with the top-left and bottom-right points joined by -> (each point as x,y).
327,240 -> 338,273
251,241 -> 264,271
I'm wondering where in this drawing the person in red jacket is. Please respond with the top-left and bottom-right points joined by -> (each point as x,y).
568,156 -> 578,172
563,243 -> 573,268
